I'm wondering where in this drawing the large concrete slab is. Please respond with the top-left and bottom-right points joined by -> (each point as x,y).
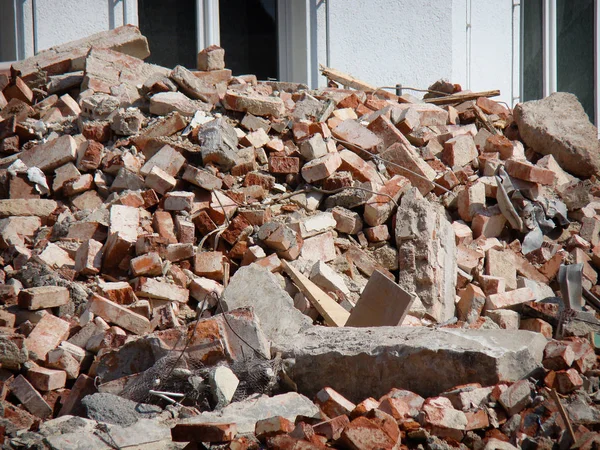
275,327 -> 547,402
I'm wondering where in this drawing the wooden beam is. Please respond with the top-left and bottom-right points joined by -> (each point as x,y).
282,260 -> 349,327
423,90 -> 501,105
319,65 -> 397,100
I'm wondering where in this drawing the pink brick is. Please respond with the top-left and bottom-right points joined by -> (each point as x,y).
363,175 -> 410,226
301,152 -> 342,183
485,287 -> 535,311
25,314 -> 70,361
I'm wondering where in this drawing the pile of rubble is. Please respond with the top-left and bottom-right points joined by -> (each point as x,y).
0,25 -> 599,449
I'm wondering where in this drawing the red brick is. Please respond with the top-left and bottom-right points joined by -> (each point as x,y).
269,156 -> 300,174
194,251 -> 224,280
340,416 -> 398,450
315,387 -> 356,418
504,159 -> 556,185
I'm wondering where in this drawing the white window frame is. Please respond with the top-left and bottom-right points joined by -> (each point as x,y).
198,0 -> 316,87
523,0 -> 599,130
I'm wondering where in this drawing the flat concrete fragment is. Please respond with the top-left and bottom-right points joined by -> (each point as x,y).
346,270 -> 415,327
275,327 -> 547,401
178,393 -> 320,435
221,265 -> 312,345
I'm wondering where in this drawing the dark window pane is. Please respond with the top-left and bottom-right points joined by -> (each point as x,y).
219,0 -> 278,79
557,0 -> 595,122
522,0 -> 544,101
138,0 -> 197,69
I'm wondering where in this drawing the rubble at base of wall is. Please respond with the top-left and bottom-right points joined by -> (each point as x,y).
0,25 -> 599,450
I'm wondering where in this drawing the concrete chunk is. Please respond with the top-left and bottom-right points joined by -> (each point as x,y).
221,265 -> 312,344
275,327 -> 547,401
395,188 -> 457,323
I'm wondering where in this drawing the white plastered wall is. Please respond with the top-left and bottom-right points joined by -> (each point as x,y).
315,0 -> 516,105
5,0 -> 138,60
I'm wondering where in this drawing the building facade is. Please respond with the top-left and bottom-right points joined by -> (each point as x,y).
0,0 -> 597,124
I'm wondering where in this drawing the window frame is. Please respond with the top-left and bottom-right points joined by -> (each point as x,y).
522,0 -> 599,129
198,0 -> 316,86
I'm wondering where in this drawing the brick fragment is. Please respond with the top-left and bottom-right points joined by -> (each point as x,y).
269,156 -> 300,174
442,134 -> 478,167
88,293 -> 151,335
484,135 -> 513,159
485,287 -> 535,311
182,164 -> 223,190
504,159 -> 556,185
380,142 -> 436,195
332,119 -> 383,156
144,166 -> 177,195
18,286 -> 69,310
519,318 -> 552,338
26,366 -> 67,392
223,91 -> 285,117
9,375 -> 53,419
364,175 -> 410,226
164,191 -> 194,211
255,416 -> 295,441
133,277 -> 189,302
340,416 -> 399,450
25,314 -> 70,361
130,252 -> 163,276
457,182 -> 486,222
338,149 -> 380,183
315,387 -> 356,417
302,152 -> 342,183
19,135 -> 77,172
194,251 -> 224,280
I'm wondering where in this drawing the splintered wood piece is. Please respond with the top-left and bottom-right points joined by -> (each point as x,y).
282,260 -> 349,327
319,65 -> 397,100
424,90 -> 501,105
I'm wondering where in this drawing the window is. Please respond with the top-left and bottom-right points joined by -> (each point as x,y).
138,0 -> 198,68
219,0 -> 279,79
521,0 -> 597,123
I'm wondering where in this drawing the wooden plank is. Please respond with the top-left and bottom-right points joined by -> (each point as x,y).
282,260 -> 350,327
319,65 -> 397,100
423,90 -> 501,105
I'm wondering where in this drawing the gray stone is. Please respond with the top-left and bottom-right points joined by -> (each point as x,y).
221,265 -> 312,345
0,334 -> 28,370
514,92 -> 600,177
103,418 -> 172,448
275,327 -> 547,401
110,108 -> 145,136
178,392 -> 320,434
197,117 -> 239,170
45,432 -> 111,450
82,393 -> 162,426
395,188 -> 457,323
80,93 -> 121,119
